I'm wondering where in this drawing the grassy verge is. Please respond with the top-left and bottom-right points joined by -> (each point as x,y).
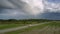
0,24 -> 24,30
0,22 -> 46,30
48,22 -> 60,27
5,22 -> 60,34
5,23 -> 49,34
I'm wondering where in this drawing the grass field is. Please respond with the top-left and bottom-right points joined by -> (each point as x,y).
4,23 -> 49,34
0,23 -> 44,30
4,21 -> 60,34
0,24 -> 24,30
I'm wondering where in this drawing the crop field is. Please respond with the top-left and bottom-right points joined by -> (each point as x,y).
4,21 -> 60,34
0,19 -> 50,30
20,22 -> 60,34
0,19 -> 60,34
0,24 -> 25,30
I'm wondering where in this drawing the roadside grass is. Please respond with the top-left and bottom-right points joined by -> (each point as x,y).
0,23 -> 44,30
0,24 -> 24,30
5,23 -> 49,34
48,22 -> 60,27
0,22 -> 46,30
5,22 -> 60,34
19,22 -> 60,34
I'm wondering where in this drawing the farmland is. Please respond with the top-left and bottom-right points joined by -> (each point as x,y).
0,19 -> 51,29
0,19 -> 60,34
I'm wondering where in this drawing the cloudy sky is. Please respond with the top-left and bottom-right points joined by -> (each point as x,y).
0,0 -> 60,20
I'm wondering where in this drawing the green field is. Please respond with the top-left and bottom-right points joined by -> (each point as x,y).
0,24 -> 25,30
0,19 -> 50,30
0,19 -> 60,34
4,22 -> 60,34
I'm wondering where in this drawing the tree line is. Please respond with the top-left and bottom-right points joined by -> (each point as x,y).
0,19 -> 59,24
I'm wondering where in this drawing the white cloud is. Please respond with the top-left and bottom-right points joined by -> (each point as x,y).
0,0 -> 45,15
0,0 -> 60,16
21,0 -> 44,15
44,0 -> 60,12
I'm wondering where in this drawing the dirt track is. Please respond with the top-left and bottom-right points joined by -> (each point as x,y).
0,23 -> 47,33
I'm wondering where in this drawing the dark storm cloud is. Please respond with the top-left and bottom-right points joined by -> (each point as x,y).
0,0 -> 27,9
0,0 -> 60,20
38,12 -> 60,20
47,0 -> 60,3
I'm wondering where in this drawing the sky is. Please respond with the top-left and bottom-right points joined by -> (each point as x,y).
0,0 -> 60,20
